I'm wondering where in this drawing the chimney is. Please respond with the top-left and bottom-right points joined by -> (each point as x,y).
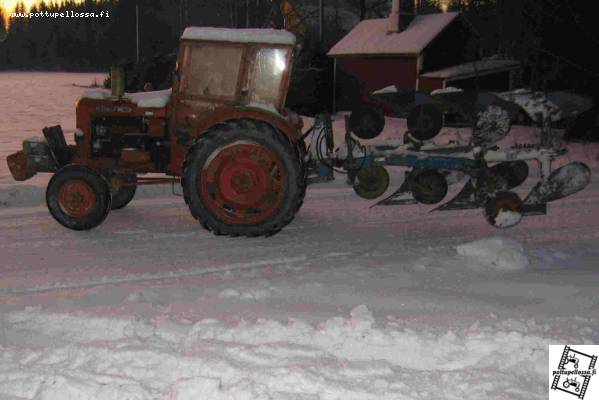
387,0 -> 401,34
387,0 -> 417,34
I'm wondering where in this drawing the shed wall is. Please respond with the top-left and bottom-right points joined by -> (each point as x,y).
336,56 -> 419,93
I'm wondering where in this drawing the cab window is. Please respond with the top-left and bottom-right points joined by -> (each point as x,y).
251,48 -> 289,105
182,44 -> 243,98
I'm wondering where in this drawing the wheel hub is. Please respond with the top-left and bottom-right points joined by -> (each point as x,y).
58,180 -> 96,218
201,142 -> 285,224
231,171 -> 254,193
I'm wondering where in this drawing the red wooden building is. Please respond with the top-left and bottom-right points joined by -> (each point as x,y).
327,0 -> 520,98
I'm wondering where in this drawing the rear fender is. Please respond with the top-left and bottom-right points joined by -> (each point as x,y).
168,105 -> 302,175
193,105 -> 301,143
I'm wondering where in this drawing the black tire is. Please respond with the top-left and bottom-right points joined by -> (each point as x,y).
294,139 -> 309,211
110,174 -> 137,210
349,105 -> 385,139
182,119 -> 305,237
46,165 -> 111,231
407,104 -> 443,141
411,169 -> 448,204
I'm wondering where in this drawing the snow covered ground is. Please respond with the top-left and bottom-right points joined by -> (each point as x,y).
0,72 -> 598,400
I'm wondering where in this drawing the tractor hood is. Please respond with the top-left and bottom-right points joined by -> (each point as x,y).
81,88 -> 172,109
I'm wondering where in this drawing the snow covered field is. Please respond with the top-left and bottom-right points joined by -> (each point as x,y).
0,72 -> 598,400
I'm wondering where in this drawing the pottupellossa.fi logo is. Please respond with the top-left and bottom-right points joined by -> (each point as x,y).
549,345 -> 598,399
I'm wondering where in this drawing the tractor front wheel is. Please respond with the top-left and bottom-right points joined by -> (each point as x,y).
46,165 -> 111,230
182,119 -> 305,237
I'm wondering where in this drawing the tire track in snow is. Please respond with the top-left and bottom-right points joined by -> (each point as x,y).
0,256 -> 307,297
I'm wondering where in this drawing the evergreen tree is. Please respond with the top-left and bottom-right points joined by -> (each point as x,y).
0,8 -> 6,39
6,2 -> 29,67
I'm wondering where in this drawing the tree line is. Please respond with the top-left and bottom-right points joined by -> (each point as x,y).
0,0 -> 597,95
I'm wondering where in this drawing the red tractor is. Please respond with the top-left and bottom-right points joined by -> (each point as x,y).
7,28 -> 307,237
7,28 -> 592,234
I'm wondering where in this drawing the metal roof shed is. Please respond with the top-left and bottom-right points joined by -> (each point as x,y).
327,2 -> 522,109
419,59 -> 521,92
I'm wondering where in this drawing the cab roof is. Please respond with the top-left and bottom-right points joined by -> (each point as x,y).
181,27 -> 296,46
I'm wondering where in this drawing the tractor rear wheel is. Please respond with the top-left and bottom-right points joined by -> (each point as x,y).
110,174 -> 137,210
46,165 -> 111,230
182,119 -> 305,237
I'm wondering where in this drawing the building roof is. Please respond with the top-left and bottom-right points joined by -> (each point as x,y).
420,59 -> 521,80
182,27 -> 296,46
328,12 -> 459,57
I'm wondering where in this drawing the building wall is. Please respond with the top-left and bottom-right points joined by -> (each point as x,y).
336,56 -> 419,94
418,76 -> 445,92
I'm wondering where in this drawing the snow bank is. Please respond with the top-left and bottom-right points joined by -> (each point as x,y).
0,305 -> 567,400
182,27 -> 296,45
456,237 -> 529,271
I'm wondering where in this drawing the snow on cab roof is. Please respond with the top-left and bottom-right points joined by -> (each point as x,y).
182,27 -> 296,46
328,12 -> 459,57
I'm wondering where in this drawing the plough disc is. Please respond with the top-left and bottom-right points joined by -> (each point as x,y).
353,166 -> 390,199
484,191 -> 524,229
524,162 -> 591,205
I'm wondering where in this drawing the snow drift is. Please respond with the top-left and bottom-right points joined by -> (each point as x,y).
0,305 -> 583,400
456,237 -> 530,271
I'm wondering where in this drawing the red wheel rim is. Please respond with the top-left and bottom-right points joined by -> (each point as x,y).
200,141 -> 286,225
58,180 -> 97,218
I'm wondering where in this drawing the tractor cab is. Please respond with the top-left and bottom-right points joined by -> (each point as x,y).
173,27 -> 296,114
167,28 -> 302,176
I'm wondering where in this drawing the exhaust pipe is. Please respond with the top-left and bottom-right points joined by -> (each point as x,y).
110,66 -> 125,98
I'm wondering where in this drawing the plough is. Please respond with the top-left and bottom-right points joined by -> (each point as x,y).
305,105 -> 591,229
